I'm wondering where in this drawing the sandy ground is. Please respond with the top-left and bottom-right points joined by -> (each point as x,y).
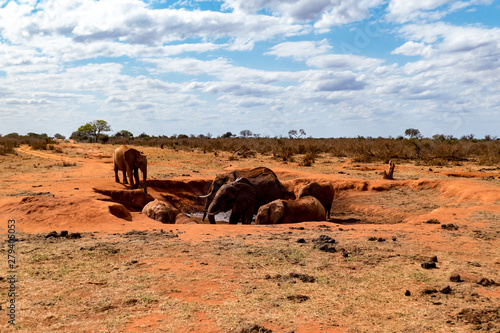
0,142 -> 499,332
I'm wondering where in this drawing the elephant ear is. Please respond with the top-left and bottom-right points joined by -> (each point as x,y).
270,200 -> 285,224
124,149 -> 137,167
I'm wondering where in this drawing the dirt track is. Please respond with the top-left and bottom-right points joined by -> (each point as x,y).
0,142 -> 499,332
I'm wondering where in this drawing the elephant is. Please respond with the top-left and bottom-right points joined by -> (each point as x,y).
142,199 -> 198,224
206,177 -> 257,224
113,145 -> 147,193
199,167 -> 284,221
255,196 -> 326,225
142,199 -> 177,223
297,181 -> 334,219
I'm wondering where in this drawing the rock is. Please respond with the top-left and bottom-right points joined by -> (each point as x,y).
441,223 -> 458,230
421,262 -> 437,269
317,244 -> 336,253
60,230 -> 68,237
314,235 -> 335,244
377,237 -> 386,242
237,324 -> 273,333
108,203 -> 132,221
296,238 -> 306,243
67,232 -> 82,239
440,286 -> 452,294
430,255 -> 438,263
45,231 -> 59,238
450,274 -> 462,282
422,288 -> 438,294
477,278 -> 497,286
405,290 -> 411,296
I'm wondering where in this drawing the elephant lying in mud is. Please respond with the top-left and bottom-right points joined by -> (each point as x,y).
255,196 -> 325,225
142,199 -> 197,224
200,167 -> 287,224
297,181 -> 334,219
113,145 -> 148,194
206,178 -> 256,224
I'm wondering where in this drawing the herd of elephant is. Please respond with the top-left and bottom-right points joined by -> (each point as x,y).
113,145 -> 334,225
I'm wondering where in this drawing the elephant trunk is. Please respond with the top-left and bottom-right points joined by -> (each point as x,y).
207,213 -> 216,224
142,166 -> 148,194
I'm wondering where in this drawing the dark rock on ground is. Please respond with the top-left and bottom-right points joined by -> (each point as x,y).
421,262 -> 437,269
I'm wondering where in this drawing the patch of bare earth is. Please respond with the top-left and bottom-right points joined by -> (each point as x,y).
0,143 -> 499,332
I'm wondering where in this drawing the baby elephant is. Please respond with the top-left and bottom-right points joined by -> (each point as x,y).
297,181 -> 334,219
255,196 -> 325,225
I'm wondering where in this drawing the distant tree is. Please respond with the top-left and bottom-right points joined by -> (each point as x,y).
404,128 -> 422,139
288,129 -> 306,139
177,134 -> 189,139
54,133 -> 66,140
137,132 -> 150,139
114,130 -> 134,139
460,134 -> 475,141
5,133 -> 20,138
484,134 -> 497,141
221,132 -> 235,138
240,130 -> 253,138
27,132 -> 49,139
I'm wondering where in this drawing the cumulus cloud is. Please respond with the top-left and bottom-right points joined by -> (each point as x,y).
265,39 -> 332,61
386,0 -> 493,23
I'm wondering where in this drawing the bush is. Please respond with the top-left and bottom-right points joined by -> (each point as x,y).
31,139 -> 48,150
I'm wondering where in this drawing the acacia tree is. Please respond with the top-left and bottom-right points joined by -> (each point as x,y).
404,128 -> 422,139
76,120 -> 111,142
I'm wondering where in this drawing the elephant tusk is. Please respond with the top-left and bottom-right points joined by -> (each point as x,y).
199,193 -> 211,199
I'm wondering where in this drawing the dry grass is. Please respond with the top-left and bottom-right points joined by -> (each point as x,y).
2,223 -> 499,332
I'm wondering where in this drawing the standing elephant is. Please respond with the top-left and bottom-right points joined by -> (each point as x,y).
255,196 -> 325,225
199,167 -> 284,221
113,145 -> 148,193
206,178 -> 256,224
297,181 -> 334,219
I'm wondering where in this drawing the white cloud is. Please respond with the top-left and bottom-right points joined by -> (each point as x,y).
386,0 -> 493,23
265,39 -> 332,61
392,41 -> 435,57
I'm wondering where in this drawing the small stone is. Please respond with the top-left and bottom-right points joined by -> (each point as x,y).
296,238 -> 306,243
317,244 -> 336,253
377,237 -> 386,242
421,262 -> 437,269
368,237 -> 377,241
440,286 -> 452,294
430,256 -> 438,263
477,278 -> 497,286
405,290 -> 411,296
450,274 -> 462,282
60,230 -> 69,237
423,288 -> 438,294
45,231 -> 59,238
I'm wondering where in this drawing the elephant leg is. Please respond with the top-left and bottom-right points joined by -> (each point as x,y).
122,170 -> 128,184
114,165 -> 120,183
243,210 -> 253,224
133,168 -> 140,189
127,167 -> 134,188
229,212 -> 241,225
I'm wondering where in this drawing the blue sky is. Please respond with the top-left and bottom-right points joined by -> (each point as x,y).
0,0 -> 499,139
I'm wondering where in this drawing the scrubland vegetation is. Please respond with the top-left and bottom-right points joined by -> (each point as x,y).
2,128 -> 499,166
